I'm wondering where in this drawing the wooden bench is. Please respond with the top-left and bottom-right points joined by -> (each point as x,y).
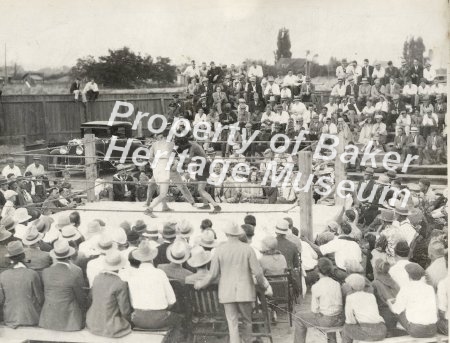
0,325 -> 168,343
357,334 -> 449,343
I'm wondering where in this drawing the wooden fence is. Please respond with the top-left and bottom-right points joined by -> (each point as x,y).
0,90 -> 331,146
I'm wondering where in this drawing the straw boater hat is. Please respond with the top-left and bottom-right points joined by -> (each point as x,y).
103,250 -> 127,271
222,221 -> 244,236
187,246 -> 212,268
376,174 -> 390,186
22,226 -> 44,246
166,239 -> 191,264
110,228 -> 128,246
13,208 -> 32,224
274,219 -> 290,235
55,214 -> 71,229
50,239 -> 76,259
199,230 -> 218,249
162,222 -> 177,240
94,234 -> 117,255
1,217 -> 17,232
177,220 -> 194,239
143,227 -> 160,239
33,155 -> 41,161
0,228 -> 12,242
61,225 -> 82,241
5,241 -> 25,258
4,190 -> 17,200
132,240 -> 159,262
85,220 -> 103,239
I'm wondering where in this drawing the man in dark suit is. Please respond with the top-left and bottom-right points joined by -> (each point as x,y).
196,77 -> 213,107
408,59 -> 423,85
245,76 -> 263,102
153,222 -> 177,267
39,239 -> 87,331
345,76 -> 359,100
393,127 -> 408,162
206,61 -> 222,84
423,128 -> 445,164
0,175 -> 7,209
23,226 -> 52,272
387,94 -> 405,129
69,77 -> 85,102
384,61 -> 399,83
112,165 -> 135,202
406,126 -> 426,164
248,92 -> 265,114
361,59 -> 374,84
300,76 -> 316,103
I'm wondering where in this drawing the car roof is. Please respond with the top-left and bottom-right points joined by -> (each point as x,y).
81,121 -> 132,127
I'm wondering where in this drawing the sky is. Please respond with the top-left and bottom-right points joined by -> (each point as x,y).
0,0 -> 447,70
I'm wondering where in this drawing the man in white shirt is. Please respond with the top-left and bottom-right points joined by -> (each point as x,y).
119,240 -> 179,330
25,156 -> 45,177
396,110 -> 412,136
325,97 -> 338,117
372,62 -> 386,83
290,96 -> 306,115
402,78 -> 418,106
336,59 -> 347,79
280,84 -> 292,99
83,79 -> 99,101
247,62 -> 263,80
263,76 -> 280,101
388,240 -> 411,288
322,117 -> 337,134
389,263 -> 438,337
283,70 -> 299,88
423,62 -> 436,83
2,157 -> 21,178
429,78 -> 447,97
330,78 -> 347,99
393,205 -> 417,246
183,60 -> 200,83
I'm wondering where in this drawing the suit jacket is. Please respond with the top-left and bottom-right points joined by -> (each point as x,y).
207,67 -> 223,84
39,263 -> 87,331
112,174 -> 135,201
69,81 -> 81,93
196,84 -> 214,106
0,191 -> 5,207
361,65 -> 374,82
408,65 -> 423,85
345,84 -> 359,98
276,236 -> 299,270
24,247 -> 52,271
0,266 -> 44,328
300,83 -> 315,95
406,134 -> 426,148
245,83 -> 263,102
385,66 -> 399,80
86,273 -> 132,338
212,91 -> 228,104
154,242 -> 171,267
425,135 -> 444,150
393,134 -> 407,149
385,83 -> 401,98
248,99 -> 265,114
198,239 -> 265,304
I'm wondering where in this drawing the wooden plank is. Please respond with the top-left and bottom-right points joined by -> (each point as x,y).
84,133 -> 97,202
298,151 -> 313,240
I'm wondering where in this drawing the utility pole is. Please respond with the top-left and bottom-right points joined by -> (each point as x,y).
4,44 -> 7,83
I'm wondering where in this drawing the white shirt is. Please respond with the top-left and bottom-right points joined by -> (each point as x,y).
1,165 -> 22,177
423,68 -> 436,83
261,111 -> 276,123
336,66 -> 346,79
119,263 -> 176,310
25,163 -> 45,176
280,88 -> 292,99
422,114 -> 439,126
290,102 -> 306,115
430,83 -> 447,95
283,75 -> 299,86
1,201 -> 15,220
183,65 -> 200,78
437,275 -> 448,320
264,83 -> 280,96
311,277 -> 343,316
86,255 -> 105,287
417,85 -> 431,96
331,83 -> 346,98
402,84 -> 418,95
83,81 -> 99,92
322,123 -> 337,135
301,240 -> 318,271
319,236 -> 362,271
193,112 -> 208,125
389,259 -> 411,288
372,67 -> 386,80
247,65 -> 263,78
345,292 -> 384,324
392,280 -> 438,325
271,111 -> 289,125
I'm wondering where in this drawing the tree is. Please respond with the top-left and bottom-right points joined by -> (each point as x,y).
402,36 -> 426,65
71,47 -> 176,88
275,28 -> 292,62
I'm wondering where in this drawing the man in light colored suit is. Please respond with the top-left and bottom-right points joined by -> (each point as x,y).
195,221 -> 272,343
212,85 -> 228,114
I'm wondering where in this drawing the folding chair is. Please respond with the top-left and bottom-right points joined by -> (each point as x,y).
265,272 -> 294,326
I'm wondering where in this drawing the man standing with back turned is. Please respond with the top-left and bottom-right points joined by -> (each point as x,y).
195,221 -> 272,343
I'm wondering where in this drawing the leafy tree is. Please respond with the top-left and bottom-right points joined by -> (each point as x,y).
402,36 -> 426,65
71,47 -> 176,88
275,28 -> 292,62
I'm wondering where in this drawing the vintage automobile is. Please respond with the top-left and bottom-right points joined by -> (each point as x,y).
48,121 -> 146,174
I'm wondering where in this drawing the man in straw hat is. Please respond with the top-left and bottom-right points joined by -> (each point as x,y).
185,246 -> 212,284
1,157 -> 22,178
154,221 -> 178,267
25,155 -> 45,177
1,189 -> 17,219
39,239 -> 87,331
195,221 -> 272,343
0,240 -> 44,328
86,250 -> 132,338
388,263 -> 438,338
22,226 -> 52,272
119,240 -> 180,330
158,238 -> 193,283
86,233 -> 117,287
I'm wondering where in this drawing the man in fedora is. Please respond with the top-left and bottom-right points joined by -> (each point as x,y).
86,250 -> 132,338
0,240 -> 44,328
195,221 -> 271,343
86,234 -> 117,287
120,240 -> 180,330
25,156 -> 45,177
154,221 -> 178,267
22,226 -> 52,272
185,246 -> 212,285
393,205 -> 417,247
40,239 -> 87,331
158,238 -> 193,283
